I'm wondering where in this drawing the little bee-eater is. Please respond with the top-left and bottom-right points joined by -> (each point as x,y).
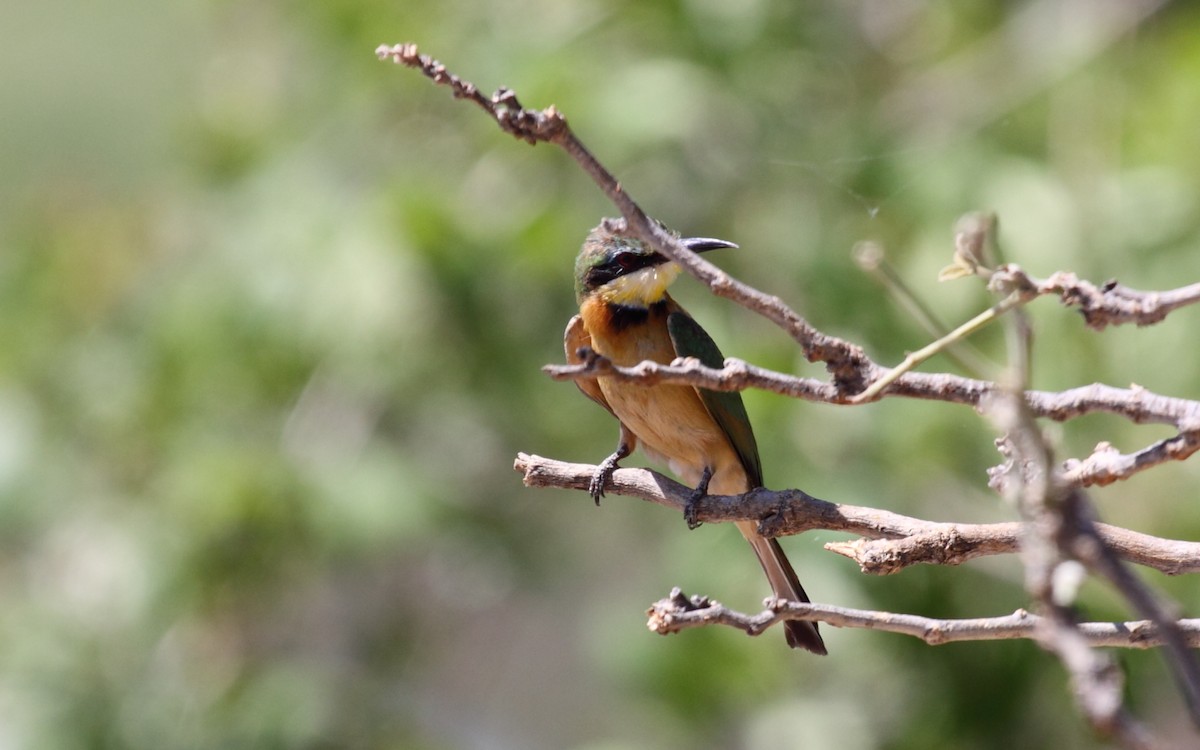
564,220 -> 826,654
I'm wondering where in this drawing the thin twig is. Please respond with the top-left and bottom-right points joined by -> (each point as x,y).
647,588 -> 1200,649
543,356 -> 1200,428
998,266 -> 1200,331
851,290 -> 1025,403
854,240 -> 995,376
375,43 -> 570,145
1059,434 -> 1200,488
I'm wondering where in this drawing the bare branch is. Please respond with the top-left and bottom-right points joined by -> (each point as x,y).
646,588 -> 1200,649
1061,434 -> 1200,487
544,356 -> 1200,428
375,43 -> 570,145
1064,485 -> 1200,727
513,453 -> 1200,576
850,290 -> 1026,403
543,356 -> 839,403
544,356 -> 1200,486
995,266 -> 1200,331
394,44 -> 1200,742
380,40 -> 1200,402
990,383 -> 1147,738
826,523 -> 1200,577
378,42 -> 874,389
986,352 -> 1200,734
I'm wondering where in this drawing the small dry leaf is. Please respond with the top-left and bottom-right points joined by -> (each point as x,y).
938,263 -> 975,282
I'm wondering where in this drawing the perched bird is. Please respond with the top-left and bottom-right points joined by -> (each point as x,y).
564,220 -> 826,654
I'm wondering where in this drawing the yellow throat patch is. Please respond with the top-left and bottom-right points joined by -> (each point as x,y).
598,262 -> 681,307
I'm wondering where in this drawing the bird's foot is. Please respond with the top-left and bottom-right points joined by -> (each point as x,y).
575,346 -> 600,369
590,433 -> 634,506
683,466 -> 713,530
683,489 -> 704,529
589,452 -> 621,505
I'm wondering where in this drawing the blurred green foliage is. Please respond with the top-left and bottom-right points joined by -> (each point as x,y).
2,0 -> 1200,748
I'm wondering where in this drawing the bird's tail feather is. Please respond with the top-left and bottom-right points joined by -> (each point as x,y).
736,521 -> 827,655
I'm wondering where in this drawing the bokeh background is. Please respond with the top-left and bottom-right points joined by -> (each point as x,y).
3,0 -> 1200,747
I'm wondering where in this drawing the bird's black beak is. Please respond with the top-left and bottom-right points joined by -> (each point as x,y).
683,237 -> 739,253
642,236 -> 738,267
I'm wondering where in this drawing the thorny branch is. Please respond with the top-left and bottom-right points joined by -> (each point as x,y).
388,44 -> 1200,744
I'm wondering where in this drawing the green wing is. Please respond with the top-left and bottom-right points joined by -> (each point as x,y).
667,311 -> 763,488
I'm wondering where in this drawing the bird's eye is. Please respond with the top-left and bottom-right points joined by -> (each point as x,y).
615,252 -> 638,270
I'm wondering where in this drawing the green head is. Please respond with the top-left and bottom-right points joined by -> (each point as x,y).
573,221 -> 737,306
